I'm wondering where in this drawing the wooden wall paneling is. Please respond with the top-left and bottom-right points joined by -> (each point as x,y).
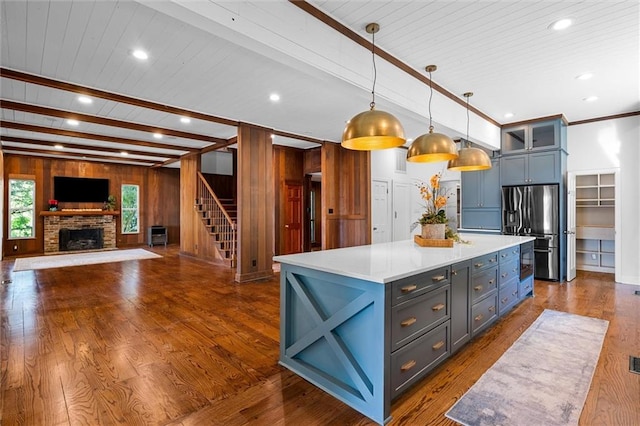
236,123 -> 274,282
202,173 -> 235,200
147,168 -> 180,245
320,143 -> 371,250
179,153 -> 201,256
303,147 -> 321,174
2,154 -> 180,257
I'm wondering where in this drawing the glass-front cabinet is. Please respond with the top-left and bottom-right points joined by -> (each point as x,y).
502,120 -> 559,154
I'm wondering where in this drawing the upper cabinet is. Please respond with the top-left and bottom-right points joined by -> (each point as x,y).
501,120 -> 564,154
501,118 -> 567,187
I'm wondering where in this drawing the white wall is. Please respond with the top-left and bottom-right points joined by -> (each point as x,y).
201,151 -> 233,175
567,115 -> 640,285
371,148 -> 461,238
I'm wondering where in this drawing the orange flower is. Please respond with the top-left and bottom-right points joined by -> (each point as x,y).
416,173 -> 449,225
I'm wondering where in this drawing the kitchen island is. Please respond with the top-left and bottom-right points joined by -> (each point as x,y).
274,234 -> 535,424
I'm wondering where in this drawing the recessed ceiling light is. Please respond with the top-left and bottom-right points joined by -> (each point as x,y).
269,93 -> 280,102
132,49 -> 149,60
271,134 -> 275,139
180,117 -> 191,124
583,96 -> 598,102
549,18 -> 572,31
54,144 -> 64,150
121,151 -> 129,156
576,73 -> 593,81
77,96 -> 93,104
66,119 -> 79,126
504,112 -> 514,118
153,133 -> 163,139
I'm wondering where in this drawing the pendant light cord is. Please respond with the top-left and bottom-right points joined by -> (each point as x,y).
428,70 -> 433,129
466,95 -> 470,147
370,30 -> 377,110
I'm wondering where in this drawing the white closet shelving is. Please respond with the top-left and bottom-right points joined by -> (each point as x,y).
575,173 -> 615,273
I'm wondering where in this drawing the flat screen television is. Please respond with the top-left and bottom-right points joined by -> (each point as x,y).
54,176 -> 110,203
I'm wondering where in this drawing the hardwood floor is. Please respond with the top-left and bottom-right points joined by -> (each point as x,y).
1,246 -> 638,425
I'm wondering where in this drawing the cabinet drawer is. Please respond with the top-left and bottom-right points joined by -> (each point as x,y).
499,257 -> 520,286
470,266 -> 498,303
391,285 -> 449,351
391,321 -> 449,399
499,246 -> 520,264
391,267 -> 449,305
519,275 -> 534,300
498,278 -> 519,316
471,252 -> 498,273
471,294 -> 498,336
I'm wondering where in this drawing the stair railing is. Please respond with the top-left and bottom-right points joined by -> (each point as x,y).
196,171 -> 236,263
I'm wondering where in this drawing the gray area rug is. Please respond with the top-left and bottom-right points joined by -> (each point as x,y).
13,248 -> 162,271
446,309 -> 608,426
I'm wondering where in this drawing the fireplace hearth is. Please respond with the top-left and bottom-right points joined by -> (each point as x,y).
59,228 -> 104,252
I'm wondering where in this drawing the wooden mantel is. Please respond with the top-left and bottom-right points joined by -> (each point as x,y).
40,210 -> 121,217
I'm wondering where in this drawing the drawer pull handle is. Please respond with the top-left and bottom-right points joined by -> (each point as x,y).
474,262 -> 484,268
501,297 -> 508,303
474,285 -> 483,291
432,341 -> 445,350
512,290 -> 518,296
401,284 -> 417,293
432,303 -> 445,311
452,270 -> 457,276
401,360 -> 416,372
474,314 -> 484,322
432,274 -> 446,282
401,317 -> 417,327
489,258 -> 496,263
501,273 -> 508,278
489,279 -> 495,284
488,306 -> 496,313
501,253 -> 507,258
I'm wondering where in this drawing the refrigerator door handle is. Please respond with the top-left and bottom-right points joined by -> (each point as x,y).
534,248 -> 553,253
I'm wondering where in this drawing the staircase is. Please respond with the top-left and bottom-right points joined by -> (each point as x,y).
195,172 -> 237,267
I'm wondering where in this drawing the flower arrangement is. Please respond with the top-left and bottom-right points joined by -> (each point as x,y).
417,173 -> 449,225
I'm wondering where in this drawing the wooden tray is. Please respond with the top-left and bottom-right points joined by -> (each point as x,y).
414,235 -> 454,247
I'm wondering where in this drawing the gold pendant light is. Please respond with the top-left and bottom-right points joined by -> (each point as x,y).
342,23 -> 405,151
447,92 -> 492,171
407,65 -> 458,162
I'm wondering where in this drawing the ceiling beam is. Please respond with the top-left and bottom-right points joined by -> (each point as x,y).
200,136 -> 238,154
0,67 -> 239,127
4,146 -> 158,165
0,136 -> 180,159
0,121 -> 199,152
1,99 -> 226,144
289,0 -> 500,127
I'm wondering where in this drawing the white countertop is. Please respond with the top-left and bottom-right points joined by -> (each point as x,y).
273,234 -> 535,284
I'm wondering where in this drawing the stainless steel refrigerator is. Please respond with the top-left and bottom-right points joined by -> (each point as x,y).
502,184 -> 560,280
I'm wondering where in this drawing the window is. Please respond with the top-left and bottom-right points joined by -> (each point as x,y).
9,178 -> 36,239
121,184 -> 139,234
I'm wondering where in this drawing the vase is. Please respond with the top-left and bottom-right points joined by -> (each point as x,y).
421,223 -> 446,240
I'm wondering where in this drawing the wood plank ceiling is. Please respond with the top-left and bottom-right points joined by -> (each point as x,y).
1,1 -> 638,167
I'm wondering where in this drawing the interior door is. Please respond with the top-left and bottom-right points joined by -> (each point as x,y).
372,179 -> 391,244
392,181 -> 413,241
566,172 -> 577,281
284,183 -> 303,254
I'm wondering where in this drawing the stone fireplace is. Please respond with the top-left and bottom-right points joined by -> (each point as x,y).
43,212 -> 117,253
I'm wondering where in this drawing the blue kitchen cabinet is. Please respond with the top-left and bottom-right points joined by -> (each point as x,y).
502,120 -> 563,153
461,157 -> 500,230
500,150 -> 562,186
